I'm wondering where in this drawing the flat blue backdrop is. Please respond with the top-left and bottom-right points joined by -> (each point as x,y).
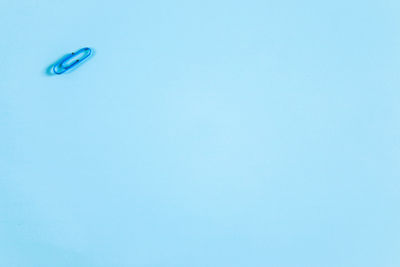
1,0 -> 399,266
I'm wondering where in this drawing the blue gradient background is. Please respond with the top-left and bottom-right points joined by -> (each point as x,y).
1,0 -> 400,266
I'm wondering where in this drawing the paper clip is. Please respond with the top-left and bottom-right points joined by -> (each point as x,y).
53,47 -> 93,74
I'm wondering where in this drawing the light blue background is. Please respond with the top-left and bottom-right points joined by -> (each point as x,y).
1,0 -> 399,266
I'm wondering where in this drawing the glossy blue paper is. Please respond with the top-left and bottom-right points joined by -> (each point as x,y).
1,1 -> 399,267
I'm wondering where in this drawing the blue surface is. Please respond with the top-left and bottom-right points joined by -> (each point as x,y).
1,1 -> 400,266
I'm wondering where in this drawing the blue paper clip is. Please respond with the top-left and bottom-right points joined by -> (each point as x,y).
53,47 -> 93,74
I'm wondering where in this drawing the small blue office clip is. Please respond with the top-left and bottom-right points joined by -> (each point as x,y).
53,47 -> 93,74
